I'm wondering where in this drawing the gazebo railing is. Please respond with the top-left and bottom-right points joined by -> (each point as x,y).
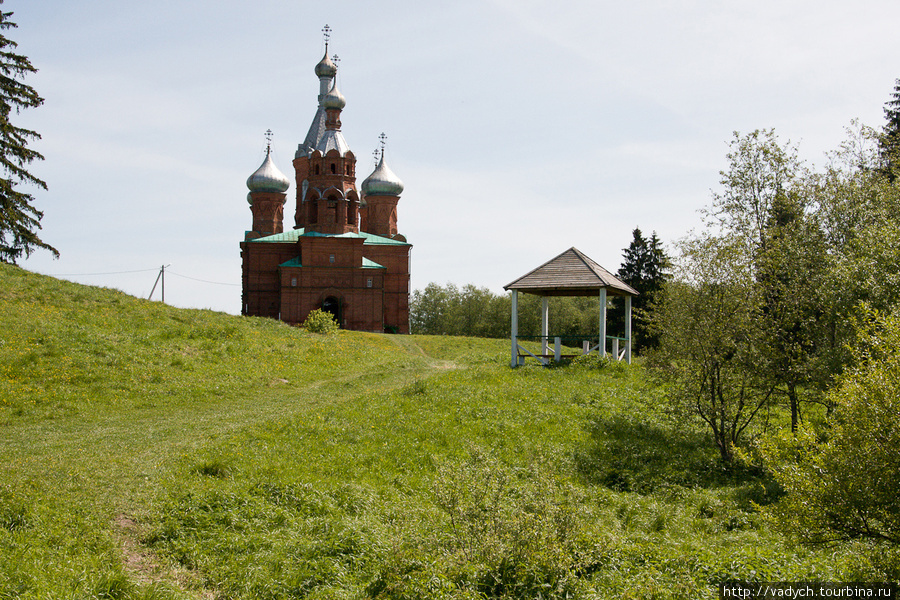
514,334 -> 629,366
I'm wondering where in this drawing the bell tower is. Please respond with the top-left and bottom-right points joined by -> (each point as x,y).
293,27 -> 359,235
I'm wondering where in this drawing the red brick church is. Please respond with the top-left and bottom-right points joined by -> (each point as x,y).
240,33 -> 411,333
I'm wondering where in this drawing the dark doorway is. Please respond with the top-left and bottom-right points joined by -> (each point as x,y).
322,296 -> 341,326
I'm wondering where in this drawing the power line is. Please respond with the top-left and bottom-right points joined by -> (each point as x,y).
167,271 -> 241,287
46,268 -> 159,276
42,266 -> 240,289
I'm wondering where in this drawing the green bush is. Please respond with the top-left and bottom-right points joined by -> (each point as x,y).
762,312 -> 900,551
302,309 -> 339,334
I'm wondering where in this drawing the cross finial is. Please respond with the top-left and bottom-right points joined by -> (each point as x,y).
322,24 -> 331,47
264,129 -> 274,153
332,54 -> 340,69
373,149 -> 380,165
378,132 -> 387,159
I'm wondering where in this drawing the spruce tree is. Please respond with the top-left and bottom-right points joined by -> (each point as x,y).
0,2 -> 56,264
617,227 -> 669,351
880,78 -> 900,179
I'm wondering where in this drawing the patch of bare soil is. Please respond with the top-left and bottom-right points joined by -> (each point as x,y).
114,513 -> 215,599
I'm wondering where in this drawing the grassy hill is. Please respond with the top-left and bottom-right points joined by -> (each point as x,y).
0,264 -> 882,599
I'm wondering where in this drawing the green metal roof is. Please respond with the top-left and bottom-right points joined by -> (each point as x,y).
278,256 -> 385,269
362,257 -> 386,269
249,228 -> 410,246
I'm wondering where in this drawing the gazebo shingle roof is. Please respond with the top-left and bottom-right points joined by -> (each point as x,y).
504,247 -> 638,297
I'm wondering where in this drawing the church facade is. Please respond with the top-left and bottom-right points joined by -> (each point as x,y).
240,39 -> 411,333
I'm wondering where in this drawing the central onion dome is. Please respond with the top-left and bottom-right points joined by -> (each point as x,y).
246,147 -> 290,200
361,153 -> 404,196
315,52 -> 337,78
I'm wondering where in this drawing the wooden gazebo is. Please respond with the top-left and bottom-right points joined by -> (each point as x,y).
503,247 -> 638,367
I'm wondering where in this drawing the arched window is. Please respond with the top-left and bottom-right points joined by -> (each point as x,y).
314,164 -> 320,175
331,163 -> 336,174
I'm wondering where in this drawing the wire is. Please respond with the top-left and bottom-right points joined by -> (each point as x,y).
167,271 -> 241,287
45,268 -> 159,276
43,267 -> 240,288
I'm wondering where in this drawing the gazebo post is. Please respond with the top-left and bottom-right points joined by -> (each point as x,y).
510,290 -> 519,368
541,296 -> 549,356
598,287 -> 607,358
625,295 -> 632,364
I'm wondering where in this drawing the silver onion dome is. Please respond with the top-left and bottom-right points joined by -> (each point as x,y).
315,52 -> 337,78
246,148 -> 290,198
362,153 -> 404,196
323,80 -> 346,110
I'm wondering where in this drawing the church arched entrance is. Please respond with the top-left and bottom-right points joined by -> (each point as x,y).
322,296 -> 341,326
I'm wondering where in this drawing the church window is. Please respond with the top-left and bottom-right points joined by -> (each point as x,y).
367,278 -> 373,288
315,165 -> 320,175
331,163 -> 336,174
291,277 -> 297,287
329,254 -> 335,263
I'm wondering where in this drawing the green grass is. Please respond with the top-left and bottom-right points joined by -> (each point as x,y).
0,263 -> 891,599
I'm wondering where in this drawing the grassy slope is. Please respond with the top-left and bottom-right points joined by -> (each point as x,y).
0,264 -> 882,599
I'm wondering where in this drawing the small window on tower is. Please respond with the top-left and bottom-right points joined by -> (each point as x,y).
331,163 -> 336,174
315,165 -> 320,175
329,254 -> 335,263
291,277 -> 297,287
367,278 -> 373,288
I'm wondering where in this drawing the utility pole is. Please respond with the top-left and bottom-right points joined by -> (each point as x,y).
149,264 -> 171,302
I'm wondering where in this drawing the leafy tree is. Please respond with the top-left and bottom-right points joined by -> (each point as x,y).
0,4 -> 56,264
410,283 -> 453,335
707,130 -> 840,431
755,189 -> 830,431
763,310 -> 900,546
617,227 -> 669,351
814,122 -> 900,378
706,129 -> 803,258
650,235 -> 774,463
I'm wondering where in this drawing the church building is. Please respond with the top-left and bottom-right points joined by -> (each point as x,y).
240,33 -> 411,333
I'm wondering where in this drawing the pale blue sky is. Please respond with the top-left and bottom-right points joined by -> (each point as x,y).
14,0 -> 900,313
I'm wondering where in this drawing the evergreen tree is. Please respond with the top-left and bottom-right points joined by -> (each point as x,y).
617,227 -> 669,351
0,3 -> 56,264
881,79 -> 900,175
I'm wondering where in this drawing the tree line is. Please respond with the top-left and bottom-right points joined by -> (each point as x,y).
410,229 -> 669,351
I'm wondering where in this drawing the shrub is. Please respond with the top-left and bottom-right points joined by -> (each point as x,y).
302,309 -> 339,334
762,311 -> 900,548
